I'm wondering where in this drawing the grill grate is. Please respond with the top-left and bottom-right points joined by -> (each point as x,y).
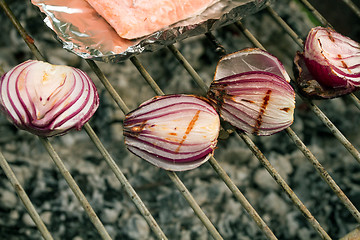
0,0 -> 360,239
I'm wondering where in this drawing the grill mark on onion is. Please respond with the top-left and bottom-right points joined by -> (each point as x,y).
280,107 -> 291,112
221,106 -> 289,133
175,110 -> 201,153
253,90 -> 272,134
127,120 -> 147,137
340,60 -> 351,73
327,31 -> 335,42
240,99 -> 255,104
41,70 -> 82,129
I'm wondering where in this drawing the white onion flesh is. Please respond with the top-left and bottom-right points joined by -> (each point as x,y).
214,48 -> 291,82
123,95 -> 220,171
0,60 -> 99,137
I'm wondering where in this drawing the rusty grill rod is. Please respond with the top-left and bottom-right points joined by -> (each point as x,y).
0,140 -> 53,240
341,0 -> 360,18
0,65 -> 53,239
0,0 -> 359,239
40,137 -> 113,240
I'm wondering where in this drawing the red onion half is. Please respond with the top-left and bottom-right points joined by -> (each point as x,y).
214,48 -> 291,82
208,71 -> 295,136
123,95 -> 220,171
0,60 -> 99,137
304,27 -> 360,88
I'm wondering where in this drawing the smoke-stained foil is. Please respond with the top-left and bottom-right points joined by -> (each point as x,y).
31,0 -> 269,62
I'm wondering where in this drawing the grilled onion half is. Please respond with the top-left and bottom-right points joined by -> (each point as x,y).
123,94 -> 220,171
0,60 -> 99,137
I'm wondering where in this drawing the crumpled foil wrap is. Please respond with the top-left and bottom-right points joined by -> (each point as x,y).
31,0 -> 269,62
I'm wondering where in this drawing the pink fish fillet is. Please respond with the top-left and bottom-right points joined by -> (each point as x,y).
84,0 -> 215,40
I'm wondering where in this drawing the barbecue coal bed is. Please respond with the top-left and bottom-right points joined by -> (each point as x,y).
0,0 -> 360,239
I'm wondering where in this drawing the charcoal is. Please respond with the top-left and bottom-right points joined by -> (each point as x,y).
0,0 -> 359,239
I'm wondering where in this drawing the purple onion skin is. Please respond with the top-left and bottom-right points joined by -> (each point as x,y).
294,51 -> 358,99
208,71 -> 295,136
303,26 -> 360,90
0,60 -> 99,137
123,94 -> 220,171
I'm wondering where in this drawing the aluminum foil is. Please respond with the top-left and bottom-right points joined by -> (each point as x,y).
31,0 -> 269,62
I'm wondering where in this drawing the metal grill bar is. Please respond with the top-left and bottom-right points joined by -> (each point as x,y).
83,61 -> 169,239
236,130 -> 332,240
82,123 -> 168,240
305,99 -> 360,164
285,127 -> 360,222
39,137 -> 112,240
349,94 -> 360,110
0,0 -> 44,61
0,2 -> 114,239
0,0 -> 359,239
0,150 -> 54,240
207,156 -> 278,240
298,0 -> 333,27
341,0 -> 360,17
0,67 -> 52,240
